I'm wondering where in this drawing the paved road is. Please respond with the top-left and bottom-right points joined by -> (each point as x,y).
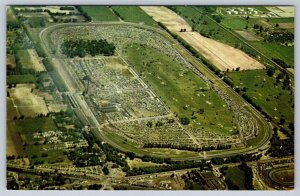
38,22 -> 272,161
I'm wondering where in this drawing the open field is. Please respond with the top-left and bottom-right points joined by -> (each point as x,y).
266,6 -> 294,18
127,158 -> 164,169
7,6 -> 17,22
226,70 -> 294,127
7,120 -> 25,157
168,6 -> 294,70
140,6 -> 191,31
7,98 -> 25,157
278,23 -> 294,29
249,42 -> 294,68
8,84 -> 49,117
142,6 -> 265,71
179,32 -> 265,71
112,6 -> 158,27
16,49 -> 45,72
235,31 -> 261,41
81,6 -> 119,21
7,74 -> 37,84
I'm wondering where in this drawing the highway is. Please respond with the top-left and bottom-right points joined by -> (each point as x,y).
38,22 -> 273,161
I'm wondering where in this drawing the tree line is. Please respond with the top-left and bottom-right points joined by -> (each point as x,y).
61,39 -> 115,58
143,143 -> 231,152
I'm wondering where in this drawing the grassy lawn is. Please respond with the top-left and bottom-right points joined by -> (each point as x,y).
267,17 -> 294,24
80,6 -> 119,21
124,43 -> 236,135
7,74 -> 37,84
223,166 -> 246,189
222,18 -> 248,30
249,42 -> 294,68
16,50 -> 32,69
226,70 -> 294,128
112,6 -> 158,27
16,117 -> 57,135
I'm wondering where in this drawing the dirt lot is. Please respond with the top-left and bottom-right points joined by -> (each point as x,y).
140,6 -> 191,32
142,6 -> 265,71
27,49 -> 46,72
8,84 -> 49,117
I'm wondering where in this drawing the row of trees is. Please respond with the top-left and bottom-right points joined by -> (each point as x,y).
211,153 -> 262,165
61,39 -> 115,58
126,160 -> 211,176
267,128 -> 294,157
76,6 -> 92,22
143,143 -> 232,152
238,162 -> 254,190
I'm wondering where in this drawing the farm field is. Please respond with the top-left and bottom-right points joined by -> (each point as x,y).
80,6 -> 119,21
226,70 -> 294,129
16,49 -> 45,72
7,98 -> 24,157
8,84 -> 49,117
169,6 -> 294,69
7,75 -> 37,84
112,6 -> 158,27
142,6 -> 264,71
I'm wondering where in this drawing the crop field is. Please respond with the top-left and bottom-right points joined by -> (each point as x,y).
141,6 -> 191,31
8,84 -> 49,117
112,6 -> 159,27
226,70 -> 294,127
7,98 -> 24,157
142,6 -> 264,71
81,6 -> 119,21
168,6 -> 294,69
16,49 -> 45,72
